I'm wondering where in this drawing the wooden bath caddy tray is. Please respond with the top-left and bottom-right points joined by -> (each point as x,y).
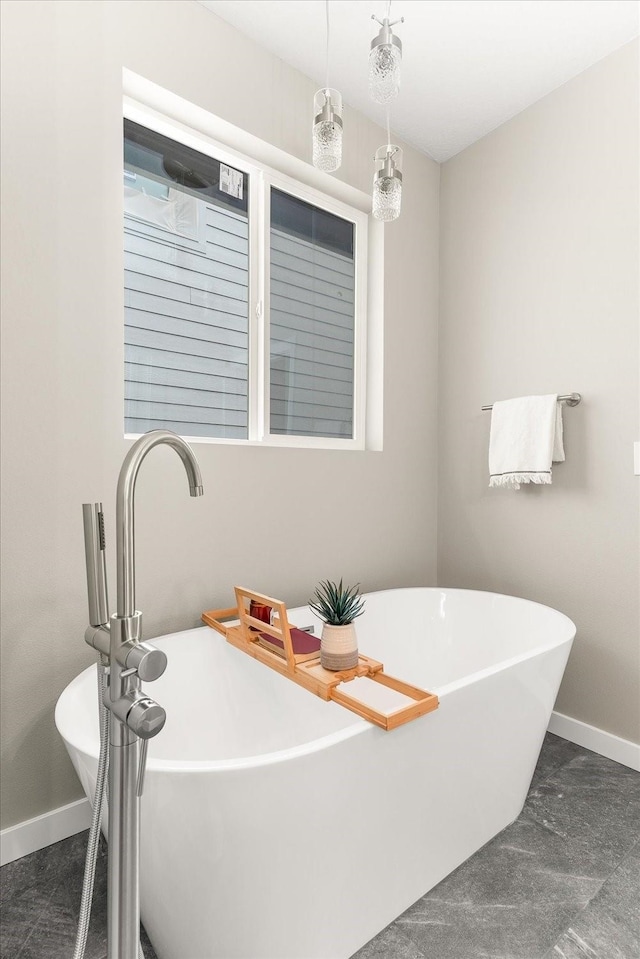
202,587 -> 439,731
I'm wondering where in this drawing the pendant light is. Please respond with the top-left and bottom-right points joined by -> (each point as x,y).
372,116 -> 402,221
312,88 -> 343,172
312,1 -> 343,172
369,2 -> 404,104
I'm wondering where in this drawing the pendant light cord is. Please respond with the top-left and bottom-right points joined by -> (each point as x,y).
325,0 -> 330,91
386,0 -> 392,148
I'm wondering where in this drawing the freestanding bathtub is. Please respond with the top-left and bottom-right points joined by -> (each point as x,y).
56,588 -> 575,959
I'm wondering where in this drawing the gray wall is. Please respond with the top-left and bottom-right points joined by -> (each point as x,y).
438,41 -> 639,744
0,0 -> 440,829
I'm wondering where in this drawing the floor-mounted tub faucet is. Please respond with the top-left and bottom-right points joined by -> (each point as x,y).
82,430 -> 203,959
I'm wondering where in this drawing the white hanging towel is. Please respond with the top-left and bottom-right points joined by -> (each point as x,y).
489,394 -> 564,489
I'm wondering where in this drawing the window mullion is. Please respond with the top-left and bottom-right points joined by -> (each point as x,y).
261,178 -> 272,441
353,218 -> 368,447
247,171 -> 263,440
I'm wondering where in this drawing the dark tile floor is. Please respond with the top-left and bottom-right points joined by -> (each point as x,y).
353,735 -> 640,959
0,832 -> 157,959
1,734 -> 638,959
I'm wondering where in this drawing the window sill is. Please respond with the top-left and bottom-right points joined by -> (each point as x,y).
124,433 -> 368,452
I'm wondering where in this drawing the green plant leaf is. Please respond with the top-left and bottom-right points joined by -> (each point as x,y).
308,579 -> 366,625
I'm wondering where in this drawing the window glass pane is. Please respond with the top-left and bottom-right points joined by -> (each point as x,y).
124,120 -> 249,439
269,188 -> 355,439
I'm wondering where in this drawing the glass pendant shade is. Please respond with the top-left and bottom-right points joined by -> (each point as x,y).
312,88 -> 343,172
372,145 -> 403,221
369,20 -> 402,103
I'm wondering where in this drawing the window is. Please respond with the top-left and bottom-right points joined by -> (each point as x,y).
123,117 -> 368,447
269,188 -> 355,439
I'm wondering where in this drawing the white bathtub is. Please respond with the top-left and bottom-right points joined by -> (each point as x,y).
56,588 -> 575,959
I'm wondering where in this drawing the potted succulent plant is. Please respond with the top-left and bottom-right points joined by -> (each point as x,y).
309,579 -> 366,671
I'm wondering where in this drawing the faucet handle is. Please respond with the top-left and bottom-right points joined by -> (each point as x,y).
126,695 -> 166,739
111,612 -> 166,681
108,688 -> 166,739
129,698 -> 165,798
137,738 -> 149,798
121,641 -> 167,682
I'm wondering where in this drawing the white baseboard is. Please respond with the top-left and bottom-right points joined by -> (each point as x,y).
2,714 -> 638,868
548,711 -> 640,772
0,797 -> 91,867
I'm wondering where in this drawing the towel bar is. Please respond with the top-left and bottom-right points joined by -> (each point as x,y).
482,392 -> 581,412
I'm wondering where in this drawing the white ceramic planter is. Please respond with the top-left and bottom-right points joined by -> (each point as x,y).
320,623 -> 359,670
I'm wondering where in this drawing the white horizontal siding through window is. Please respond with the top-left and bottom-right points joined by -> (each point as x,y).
269,229 -> 355,439
124,201 -> 249,440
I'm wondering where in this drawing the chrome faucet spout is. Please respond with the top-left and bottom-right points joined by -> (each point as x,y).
116,430 -> 204,618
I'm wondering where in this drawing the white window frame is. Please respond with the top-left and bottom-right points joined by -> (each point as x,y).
123,96 -> 370,451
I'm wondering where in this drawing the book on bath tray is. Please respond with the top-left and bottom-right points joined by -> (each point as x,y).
257,627 -> 321,663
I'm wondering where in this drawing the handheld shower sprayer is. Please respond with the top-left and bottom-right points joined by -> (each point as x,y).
82,503 -> 109,628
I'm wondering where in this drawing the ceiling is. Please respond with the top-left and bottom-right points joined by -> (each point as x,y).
198,0 -> 639,162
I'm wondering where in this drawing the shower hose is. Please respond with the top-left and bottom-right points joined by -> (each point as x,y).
72,662 -> 145,959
